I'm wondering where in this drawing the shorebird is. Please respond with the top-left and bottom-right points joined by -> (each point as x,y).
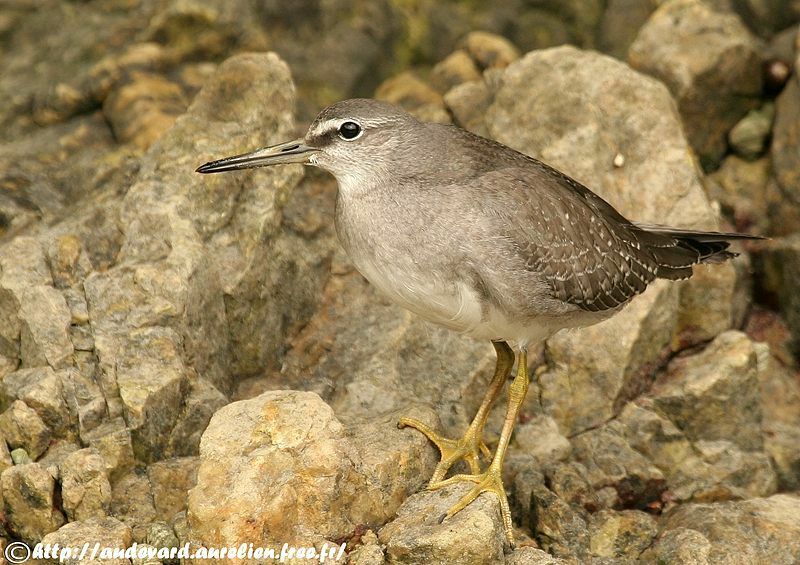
197,98 -> 758,546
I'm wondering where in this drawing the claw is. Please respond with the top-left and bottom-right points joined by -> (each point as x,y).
435,464 -> 515,547
398,416 -> 491,486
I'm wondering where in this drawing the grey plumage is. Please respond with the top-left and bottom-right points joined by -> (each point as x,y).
198,98 -> 760,344
196,97 -> 762,547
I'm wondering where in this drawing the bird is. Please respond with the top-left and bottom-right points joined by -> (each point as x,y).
196,98 -> 760,546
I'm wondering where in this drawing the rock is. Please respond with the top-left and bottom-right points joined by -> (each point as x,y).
430,50 -> 482,93
348,529 -> 384,565
2,462 -> 64,543
537,281 -> 678,436
147,456 -> 198,522
444,79 -> 493,137
587,509 -> 658,560
772,65 -> 800,213
110,471 -> 158,543
674,260 -> 749,348
618,401 -> 777,504
0,433 -> 12,473
18,285 -> 73,370
598,0 -> 660,59
0,366 -> 69,435
60,447 -> 112,521
643,494 -> 800,563
112,326 -> 188,463
640,527 -> 712,564
755,345 -> 800,489
483,46 -> 725,433
729,103 -> 775,159
651,331 -> 763,451
513,415 -> 572,465
378,483 -> 506,564
103,72 -> 188,150
629,0 -> 763,168
375,71 -> 450,124
460,31 -> 520,70
187,390 -> 436,548
757,234 -> 800,353
706,155 -> 771,233
0,400 -> 51,459
570,422 -> 666,510
146,521 -> 180,560
40,516 -> 132,565
529,482 -> 590,560
10,448 -> 32,465
506,547 -> 570,564
85,419 -> 136,483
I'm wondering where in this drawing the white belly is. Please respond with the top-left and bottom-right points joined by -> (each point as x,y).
353,257 -> 556,348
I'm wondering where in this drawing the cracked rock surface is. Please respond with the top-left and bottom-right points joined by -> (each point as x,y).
1,2 -> 799,563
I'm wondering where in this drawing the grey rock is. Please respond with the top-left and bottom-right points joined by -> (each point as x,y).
629,0 -> 763,168
529,482 -> 590,560
599,0 -> 660,59
506,547 -> 570,564
146,521 -> 180,560
378,483 -> 506,564
187,390 -> 436,548
375,71 -> 450,124
706,155 -> 772,234
40,516 -> 132,565
644,494 -> 800,563
85,419 -> 136,484
0,366 -> 69,435
0,400 -> 51,460
513,415 -> 572,465
652,331 -> 763,451
110,471 -> 158,543
18,285 -> 73,370
755,344 -> 800,489
772,68 -> 800,210
9,447 -> 31,466
60,447 -> 112,521
459,31 -> 520,70
618,401 -> 777,504
348,529 -> 384,565
587,509 -> 658,560
430,50 -> 482,94
571,422 -> 666,511
147,456 -> 198,522
1,462 -> 65,543
757,234 -> 800,354
729,103 -> 775,160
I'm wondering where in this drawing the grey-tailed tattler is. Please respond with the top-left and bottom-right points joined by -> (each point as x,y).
197,98 -> 759,545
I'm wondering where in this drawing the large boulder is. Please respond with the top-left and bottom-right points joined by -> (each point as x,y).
628,0 -> 763,169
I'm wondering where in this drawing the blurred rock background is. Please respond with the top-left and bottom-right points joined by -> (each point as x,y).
0,0 -> 799,563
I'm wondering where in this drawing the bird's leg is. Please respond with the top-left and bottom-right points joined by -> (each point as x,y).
431,348 -> 530,547
398,341 -> 515,486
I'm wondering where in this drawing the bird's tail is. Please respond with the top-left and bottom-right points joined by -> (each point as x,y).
630,222 -> 764,281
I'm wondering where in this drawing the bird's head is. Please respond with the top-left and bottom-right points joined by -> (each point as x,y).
196,98 -> 421,180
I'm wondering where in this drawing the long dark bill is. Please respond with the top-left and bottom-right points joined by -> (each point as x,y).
196,138 -> 316,174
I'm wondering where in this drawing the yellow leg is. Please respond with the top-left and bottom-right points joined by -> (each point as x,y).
398,341 -> 515,486
432,348 -> 530,547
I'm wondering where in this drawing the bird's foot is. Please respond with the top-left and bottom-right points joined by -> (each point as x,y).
397,416 -> 491,485
431,462 -> 515,547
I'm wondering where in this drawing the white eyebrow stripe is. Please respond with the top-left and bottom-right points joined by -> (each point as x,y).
308,115 -> 403,138
309,118 -> 343,138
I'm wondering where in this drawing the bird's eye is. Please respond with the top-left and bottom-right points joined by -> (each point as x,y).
338,121 -> 362,140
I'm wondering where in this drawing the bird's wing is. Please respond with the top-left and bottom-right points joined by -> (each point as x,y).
480,163 -> 670,313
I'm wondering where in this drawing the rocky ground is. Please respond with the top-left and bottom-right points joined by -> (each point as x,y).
1,1 -> 799,564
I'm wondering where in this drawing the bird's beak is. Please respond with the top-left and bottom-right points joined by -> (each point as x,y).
195,138 -> 317,174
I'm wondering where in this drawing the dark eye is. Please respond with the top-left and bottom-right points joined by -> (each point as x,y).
338,121 -> 362,140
